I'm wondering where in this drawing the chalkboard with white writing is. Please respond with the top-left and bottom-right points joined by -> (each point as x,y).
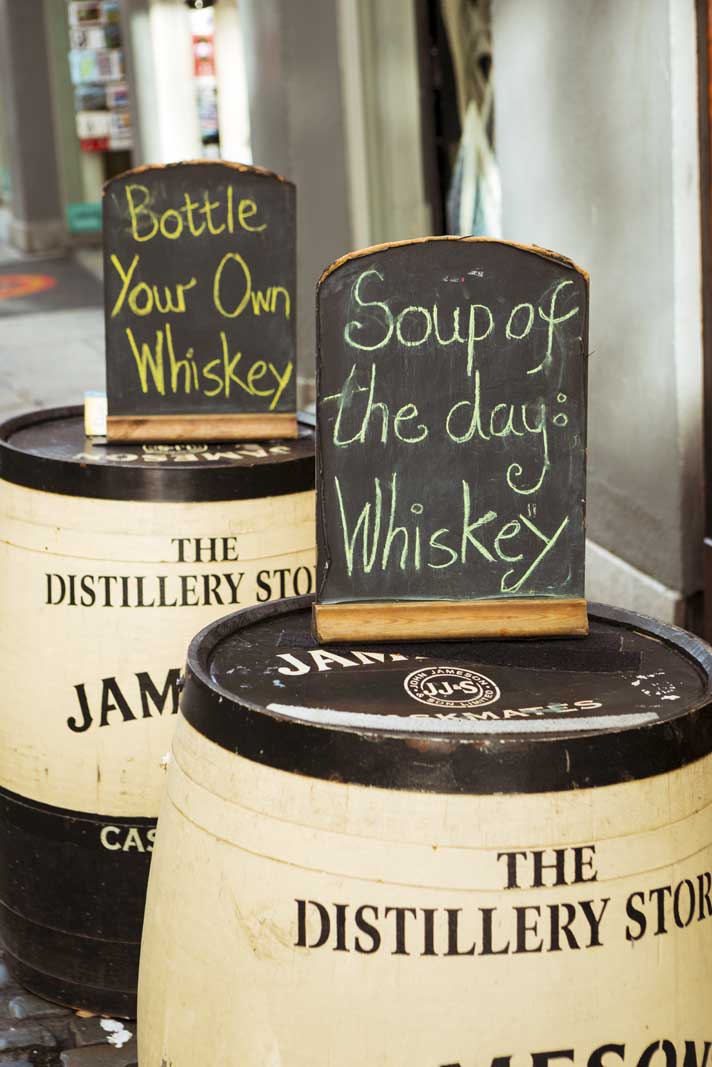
314,238 -> 589,641
103,161 -> 297,441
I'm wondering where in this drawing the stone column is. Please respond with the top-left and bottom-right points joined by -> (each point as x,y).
239,0 -> 354,403
0,0 -> 67,253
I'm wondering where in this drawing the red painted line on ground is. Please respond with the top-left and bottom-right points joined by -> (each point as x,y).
0,274 -> 58,300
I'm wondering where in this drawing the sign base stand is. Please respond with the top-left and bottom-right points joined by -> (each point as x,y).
313,598 -> 589,643
106,413 -> 298,443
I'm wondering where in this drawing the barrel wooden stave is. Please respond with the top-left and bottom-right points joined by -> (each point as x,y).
138,598 -> 712,1065
0,408 -> 316,1015
0,788 -> 153,937
0,483 -> 315,816
0,787 -> 151,1013
140,719 -> 712,1066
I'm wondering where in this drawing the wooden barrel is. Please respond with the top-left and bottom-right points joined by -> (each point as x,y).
139,595 -> 712,1066
0,407 -> 315,1016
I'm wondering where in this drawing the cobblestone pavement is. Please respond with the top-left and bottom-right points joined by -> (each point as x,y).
0,952 -> 137,1066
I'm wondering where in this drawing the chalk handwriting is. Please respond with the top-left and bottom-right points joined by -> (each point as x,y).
318,242 -> 587,602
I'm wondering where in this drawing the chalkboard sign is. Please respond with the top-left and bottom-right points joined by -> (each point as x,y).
314,238 -> 589,641
103,161 -> 297,441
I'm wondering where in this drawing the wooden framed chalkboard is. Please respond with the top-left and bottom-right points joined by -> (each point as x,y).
314,237 -> 589,641
103,161 -> 297,441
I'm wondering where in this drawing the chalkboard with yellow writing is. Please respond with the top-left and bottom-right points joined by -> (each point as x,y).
314,238 -> 589,642
103,161 -> 297,441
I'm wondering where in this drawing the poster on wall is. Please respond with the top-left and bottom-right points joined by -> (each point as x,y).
66,0 -> 133,233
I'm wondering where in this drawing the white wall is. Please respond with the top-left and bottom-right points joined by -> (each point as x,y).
492,0 -> 704,621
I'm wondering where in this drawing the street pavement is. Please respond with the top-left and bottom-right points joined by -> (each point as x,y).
0,217 -> 105,420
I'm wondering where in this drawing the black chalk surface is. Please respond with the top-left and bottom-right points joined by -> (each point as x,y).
316,238 -> 588,609
103,161 -> 296,422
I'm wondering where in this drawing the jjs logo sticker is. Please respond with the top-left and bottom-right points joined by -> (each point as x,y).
404,666 -> 500,709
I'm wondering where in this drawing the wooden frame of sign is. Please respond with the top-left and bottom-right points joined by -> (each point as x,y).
314,598 -> 588,641
103,161 -> 298,442
104,413 -> 296,442
313,237 -> 589,642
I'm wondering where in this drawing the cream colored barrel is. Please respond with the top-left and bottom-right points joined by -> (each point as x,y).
0,407 -> 315,1015
139,596 -> 712,1067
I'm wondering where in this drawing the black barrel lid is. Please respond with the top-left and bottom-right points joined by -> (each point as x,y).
181,596 -> 712,794
0,406 -> 314,501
